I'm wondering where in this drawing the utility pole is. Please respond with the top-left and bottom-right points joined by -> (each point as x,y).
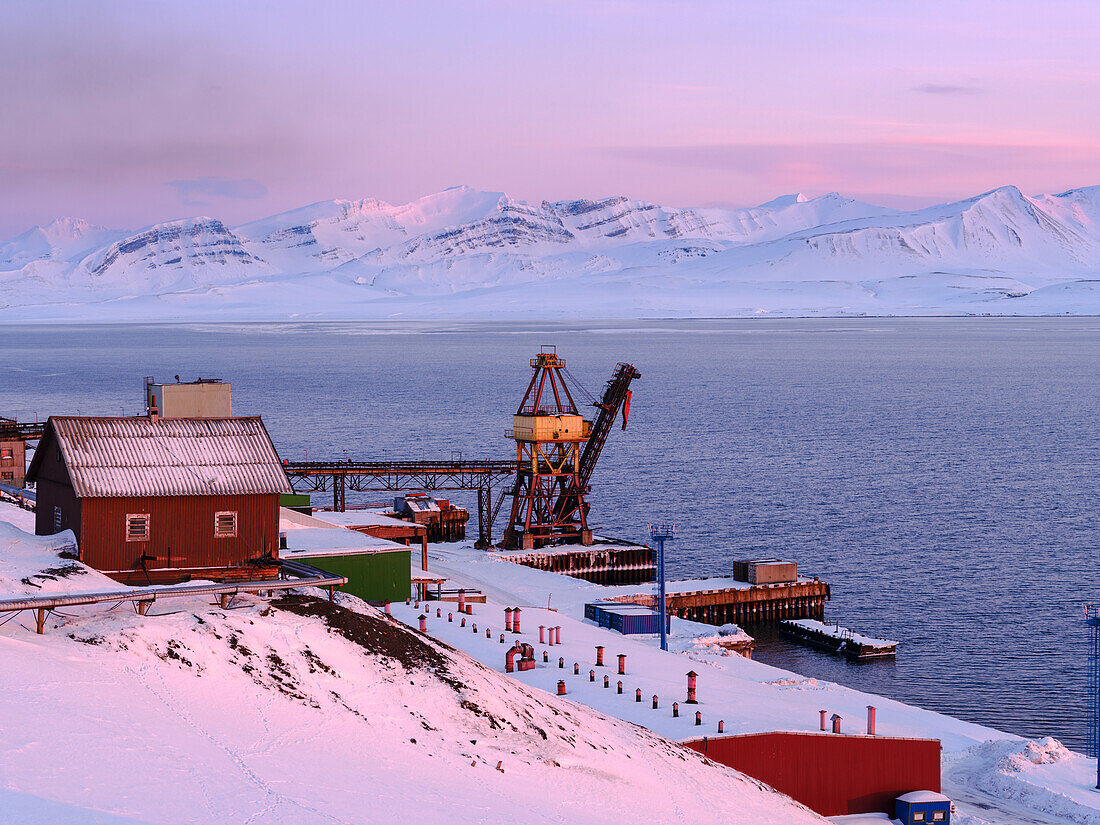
1087,604 -> 1100,788
650,525 -> 674,652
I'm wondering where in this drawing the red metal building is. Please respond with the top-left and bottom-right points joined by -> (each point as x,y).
27,416 -> 292,584
683,731 -> 941,817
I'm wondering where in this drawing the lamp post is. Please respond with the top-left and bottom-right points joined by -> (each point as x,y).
650,524 -> 674,651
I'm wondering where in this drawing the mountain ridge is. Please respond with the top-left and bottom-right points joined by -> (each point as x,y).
2,185 -> 1099,320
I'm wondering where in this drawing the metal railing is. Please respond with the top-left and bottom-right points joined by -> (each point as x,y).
0,564 -> 347,634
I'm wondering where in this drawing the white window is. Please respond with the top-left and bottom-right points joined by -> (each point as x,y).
126,514 -> 150,541
214,511 -> 238,538
53,506 -> 62,532
932,814 -> 946,822
913,814 -> 926,823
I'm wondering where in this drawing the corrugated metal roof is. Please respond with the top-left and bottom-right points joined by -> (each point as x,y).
46,416 -> 293,498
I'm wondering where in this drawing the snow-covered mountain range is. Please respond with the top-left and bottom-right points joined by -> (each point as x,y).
3,184 -> 1099,321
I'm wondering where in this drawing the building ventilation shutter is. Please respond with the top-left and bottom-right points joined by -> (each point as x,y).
215,511 -> 238,538
126,514 -> 150,541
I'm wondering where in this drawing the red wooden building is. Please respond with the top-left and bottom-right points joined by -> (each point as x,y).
683,731 -> 941,817
27,415 -> 292,584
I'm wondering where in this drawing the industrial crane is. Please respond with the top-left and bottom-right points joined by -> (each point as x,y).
499,350 -> 640,550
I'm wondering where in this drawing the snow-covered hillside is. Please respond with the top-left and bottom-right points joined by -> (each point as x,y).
0,513 -> 826,825
3,185 -> 1100,321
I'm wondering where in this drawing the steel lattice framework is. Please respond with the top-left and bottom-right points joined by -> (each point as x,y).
502,348 -> 590,550
501,349 -> 639,550
0,419 -> 47,440
282,460 -> 517,545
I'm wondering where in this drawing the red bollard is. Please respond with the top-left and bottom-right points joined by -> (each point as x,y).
673,702 -> 679,718
504,607 -> 514,632
458,591 -> 466,614
406,598 -> 411,605
384,602 -> 391,615
436,608 -> 441,618
539,625 -> 546,644
718,720 -> 724,734
473,624 -> 478,633
512,608 -> 521,633
603,675 -> 610,688
617,654 -> 627,675
832,714 -> 842,734
695,711 -> 702,726
500,633 -> 506,644
558,657 -> 564,669
461,616 -> 467,627
652,695 -> 659,709
686,670 -> 699,704
573,662 -> 579,675
486,628 -> 491,638
635,688 -> 642,703
543,651 -> 548,662
557,680 -> 566,696
595,646 -> 604,667
590,669 -> 595,682
418,614 -> 427,632
819,710 -> 828,731
448,612 -> 453,622
547,630 -> 554,647
554,626 -> 561,645
866,706 -> 876,736
617,681 -> 623,695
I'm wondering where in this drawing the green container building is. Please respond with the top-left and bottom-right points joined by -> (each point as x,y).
303,549 -> 411,603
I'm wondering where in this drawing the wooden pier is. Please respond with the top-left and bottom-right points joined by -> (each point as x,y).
612,576 -> 830,626
499,541 -> 655,586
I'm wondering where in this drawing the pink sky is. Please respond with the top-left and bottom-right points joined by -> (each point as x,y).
2,0 -> 1099,235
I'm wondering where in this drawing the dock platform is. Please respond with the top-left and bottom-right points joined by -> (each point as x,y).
611,575 -> 830,626
498,539 -> 654,586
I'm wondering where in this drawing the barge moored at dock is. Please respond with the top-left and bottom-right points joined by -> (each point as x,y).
779,619 -> 898,660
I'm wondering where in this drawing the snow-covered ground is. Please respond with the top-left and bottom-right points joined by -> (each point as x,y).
399,538 -> 1100,825
2,499 -> 1098,825
0,502 -> 830,825
3,185 -> 1100,321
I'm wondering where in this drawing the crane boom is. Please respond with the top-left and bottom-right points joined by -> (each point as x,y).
552,362 -> 640,522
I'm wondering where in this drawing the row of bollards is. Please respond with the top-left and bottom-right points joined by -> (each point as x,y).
504,607 -> 523,633
818,706 -> 877,735
538,625 -> 563,645
418,605 -> 717,729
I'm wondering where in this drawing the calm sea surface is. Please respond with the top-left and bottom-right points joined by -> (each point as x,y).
1,318 -> 1097,748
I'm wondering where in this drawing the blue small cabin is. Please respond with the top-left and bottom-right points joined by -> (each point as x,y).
584,601 -> 670,635
894,791 -> 950,824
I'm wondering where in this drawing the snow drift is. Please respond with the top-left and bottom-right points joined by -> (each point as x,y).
0,517 -> 825,825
